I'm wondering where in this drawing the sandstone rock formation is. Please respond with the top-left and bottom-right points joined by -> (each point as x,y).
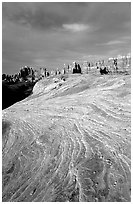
2,73 -> 131,202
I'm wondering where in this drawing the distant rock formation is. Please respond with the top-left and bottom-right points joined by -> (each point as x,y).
2,81 -> 35,110
2,73 -> 131,202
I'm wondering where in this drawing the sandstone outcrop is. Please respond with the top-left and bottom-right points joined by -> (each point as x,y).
2,73 -> 131,202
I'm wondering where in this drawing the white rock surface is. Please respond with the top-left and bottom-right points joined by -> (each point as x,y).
2,73 -> 131,202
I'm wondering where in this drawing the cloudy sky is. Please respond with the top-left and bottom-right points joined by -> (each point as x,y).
2,2 -> 131,74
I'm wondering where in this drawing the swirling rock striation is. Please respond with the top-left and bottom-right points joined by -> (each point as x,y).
2,73 -> 131,202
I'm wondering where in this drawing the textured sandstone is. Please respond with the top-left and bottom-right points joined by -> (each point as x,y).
2,73 -> 131,202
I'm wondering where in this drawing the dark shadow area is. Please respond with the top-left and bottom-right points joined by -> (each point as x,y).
2,81 -> 36,110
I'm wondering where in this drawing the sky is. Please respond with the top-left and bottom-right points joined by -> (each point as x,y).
2,2 -> 131,74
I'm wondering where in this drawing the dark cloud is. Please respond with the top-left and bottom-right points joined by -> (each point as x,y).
2,2 -> 88,30
2,2 -> 131,74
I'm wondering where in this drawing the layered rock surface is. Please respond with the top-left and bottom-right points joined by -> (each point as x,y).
2,73 -> 131,202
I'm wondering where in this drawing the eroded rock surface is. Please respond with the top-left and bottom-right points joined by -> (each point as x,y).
2,73 -> 131,202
